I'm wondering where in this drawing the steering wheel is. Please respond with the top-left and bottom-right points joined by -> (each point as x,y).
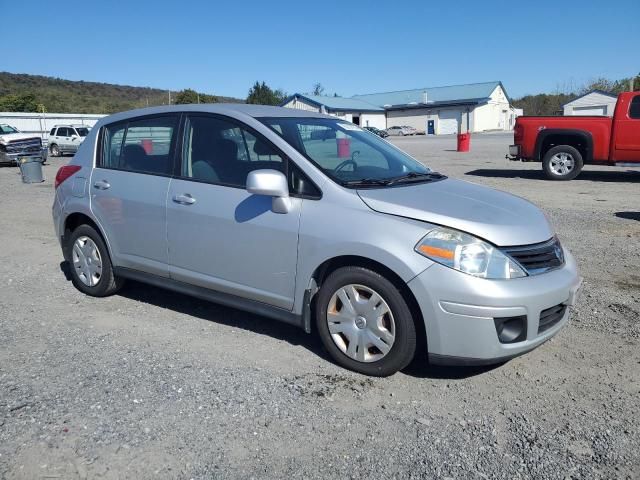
334,151 -> 361,173
334,159 -> 357,173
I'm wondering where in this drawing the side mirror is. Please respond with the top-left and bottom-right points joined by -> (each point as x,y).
246,169 -> 290,214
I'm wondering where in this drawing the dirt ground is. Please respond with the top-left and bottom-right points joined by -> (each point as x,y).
1,132 -> 638,479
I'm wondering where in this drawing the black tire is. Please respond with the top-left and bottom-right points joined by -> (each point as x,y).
315,266 -> 417,377
65,224 -> 123,297
50,144 -> 60,157
542,145 -> 583,181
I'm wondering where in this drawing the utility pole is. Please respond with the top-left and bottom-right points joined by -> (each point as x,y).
197,93 -> 200,104
168,90 -> 171,104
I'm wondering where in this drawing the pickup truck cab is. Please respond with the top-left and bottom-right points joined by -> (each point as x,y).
508,91 -> 640,180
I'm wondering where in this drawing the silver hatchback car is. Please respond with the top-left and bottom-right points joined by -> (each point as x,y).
52,105 -> 581,376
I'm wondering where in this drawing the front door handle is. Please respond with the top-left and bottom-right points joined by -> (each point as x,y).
93,180 -> 111,190
172,193 -> 196,205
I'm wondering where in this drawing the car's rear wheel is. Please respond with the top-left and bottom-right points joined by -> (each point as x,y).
50,144 -> 60,157
65,224 -> 123,297
315,266 -> 416,376
542,145 -> 583,180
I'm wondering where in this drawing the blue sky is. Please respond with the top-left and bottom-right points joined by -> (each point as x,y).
4,0 -> 638,99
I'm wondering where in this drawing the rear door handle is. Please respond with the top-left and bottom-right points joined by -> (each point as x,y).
172,193 -> 196,205
93,180 -> 111,190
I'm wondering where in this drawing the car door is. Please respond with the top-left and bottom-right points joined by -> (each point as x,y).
69,128 -> 81,152
90,114 -> 179,277
166,113 -> 302,310
63,127 -> 75,152
612,95 -> 640,163
56,127 -> 69,152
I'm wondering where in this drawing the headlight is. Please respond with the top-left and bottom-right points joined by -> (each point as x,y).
415,226 -> 527,279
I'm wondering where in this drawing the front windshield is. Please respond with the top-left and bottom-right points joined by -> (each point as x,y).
76,127 -> 90,137
258,117 -> 433,186
0,125 -> 19,134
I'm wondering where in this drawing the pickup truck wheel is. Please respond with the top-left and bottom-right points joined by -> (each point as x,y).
315,267 -> 416,377
50,144 -> 60,157
542,145 -> 583,181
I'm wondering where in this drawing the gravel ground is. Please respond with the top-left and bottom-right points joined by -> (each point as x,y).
1,132 -> 639,479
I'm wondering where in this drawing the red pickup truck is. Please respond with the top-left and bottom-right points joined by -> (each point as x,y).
508,91 -> 640,180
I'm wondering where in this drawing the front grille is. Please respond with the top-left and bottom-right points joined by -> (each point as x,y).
501,238 -> 564,275
5,137 -> 42,156
538,303 -> 567,334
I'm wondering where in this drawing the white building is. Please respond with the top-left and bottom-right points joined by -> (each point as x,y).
280,95 -> 387,129
282,81 -> 514,135
562,90 -> 618,116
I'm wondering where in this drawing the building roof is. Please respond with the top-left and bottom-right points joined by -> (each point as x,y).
282,94 -> 384,112
352,81 -> 505,109
562,89 -> 618,107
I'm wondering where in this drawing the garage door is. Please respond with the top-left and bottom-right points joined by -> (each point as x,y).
438,110 -> 460,135
572,105 -> 606,116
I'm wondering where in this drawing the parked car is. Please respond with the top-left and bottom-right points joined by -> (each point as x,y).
364,126 -> 389,138
507,91 -> 640,180
401,125 -> 418,135
53,105 -> 581,376
0,124 -> 47,166
48,124 -> 91,157
386,126 -> 413,136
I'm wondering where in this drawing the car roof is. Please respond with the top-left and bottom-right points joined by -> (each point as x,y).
94,103 -> 334,126
53,124 -> 91,127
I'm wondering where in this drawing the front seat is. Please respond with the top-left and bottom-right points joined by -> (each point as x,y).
191,133 -> 220,183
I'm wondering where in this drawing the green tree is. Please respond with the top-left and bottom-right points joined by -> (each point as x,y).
174,89 -> 199,104
173,89 -> 218,105
0,92 -> 39,112
246,81 -> 286,105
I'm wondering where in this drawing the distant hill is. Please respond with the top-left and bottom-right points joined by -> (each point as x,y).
0,72 -> 243,114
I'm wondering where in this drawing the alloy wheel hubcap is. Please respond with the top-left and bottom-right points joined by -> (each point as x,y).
550,153 -> 575,176
326,284 -> 396,363
72,236 -> 103,287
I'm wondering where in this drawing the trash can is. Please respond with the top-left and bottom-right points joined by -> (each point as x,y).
18,156 -> 44,183
457,132 -> 471,152
337,138 -> 350,158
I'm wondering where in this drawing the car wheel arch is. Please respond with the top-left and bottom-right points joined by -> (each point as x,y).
307,255 -> 427,353
62,212 -> 113,263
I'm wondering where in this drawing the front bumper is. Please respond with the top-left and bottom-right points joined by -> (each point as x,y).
408,247 -> 581,365
0,148 -> 47,165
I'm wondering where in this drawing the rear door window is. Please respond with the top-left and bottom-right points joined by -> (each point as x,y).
99,115 -> 178,175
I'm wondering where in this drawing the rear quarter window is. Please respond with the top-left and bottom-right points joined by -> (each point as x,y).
629,96 -> 640,119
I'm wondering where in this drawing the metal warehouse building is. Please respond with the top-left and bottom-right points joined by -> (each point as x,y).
562,90 -> 618,116
283,81 -> 518,135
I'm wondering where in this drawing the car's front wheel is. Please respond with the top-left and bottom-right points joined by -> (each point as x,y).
50,144 -> 60,157
315,266 -> 417,376
65,224 -> 124,297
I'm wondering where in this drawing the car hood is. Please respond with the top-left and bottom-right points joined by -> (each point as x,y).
357,178 -> 553,246
0,133 -> 41,144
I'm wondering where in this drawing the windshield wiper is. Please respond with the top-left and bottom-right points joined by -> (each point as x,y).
386,171 -> 445,185
341,177 -> 391,187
